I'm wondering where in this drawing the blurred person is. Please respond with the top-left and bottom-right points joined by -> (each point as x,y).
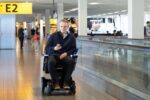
144,21 -> 150,37
31,28 -> 36,46
33,33 -> 39,51
113,30 -> 117,36
24,28 -> 28,39
69,26 -> 78,38
18,26 -> 24,49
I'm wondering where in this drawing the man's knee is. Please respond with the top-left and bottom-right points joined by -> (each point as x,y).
48,56 -> 56,64
67,57 -> 75,65
64,57 -> 75,71
48,56 -> 57,70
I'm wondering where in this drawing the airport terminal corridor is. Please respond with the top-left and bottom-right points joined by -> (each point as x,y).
0,0 -> 150,100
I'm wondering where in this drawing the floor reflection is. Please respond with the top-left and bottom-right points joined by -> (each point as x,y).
0,39 -> 118,100
77,40 -> 150,97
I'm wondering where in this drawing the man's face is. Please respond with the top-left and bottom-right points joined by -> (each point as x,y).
60,22 -> 68,33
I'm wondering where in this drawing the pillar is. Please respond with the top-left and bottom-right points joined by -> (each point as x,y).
57,0 -> 64,23
45,9 -> 50,35
78,0 -> 87,36
128,0 -> 144,39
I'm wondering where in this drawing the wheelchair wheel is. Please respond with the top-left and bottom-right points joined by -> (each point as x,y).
69,80 -> 76,95
47,82 -> 53,95
41,77 -> 47,95
47,85 -> 52,95
59,81 -> 64,89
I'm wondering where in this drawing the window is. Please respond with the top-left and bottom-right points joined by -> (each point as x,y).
108,18 -> 112,23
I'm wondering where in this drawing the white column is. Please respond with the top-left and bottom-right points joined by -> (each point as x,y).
0,15 -> 16,49
57,0 -> 64,23
31,21 -> 35,29
40,19 -> 44,47
78,0 -> 87,36
45,9 -> 50,35
36,14 -> 44,50
128,0 -> 144,39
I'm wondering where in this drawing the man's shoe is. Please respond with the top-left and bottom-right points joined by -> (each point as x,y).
54,82 -> 60,89
63,82 -> 70,89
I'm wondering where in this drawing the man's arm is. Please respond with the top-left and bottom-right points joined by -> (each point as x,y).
45,35 -> 55,55
67,37 -> 76,56
59,37 -> 76,60
45,33 -> 62,55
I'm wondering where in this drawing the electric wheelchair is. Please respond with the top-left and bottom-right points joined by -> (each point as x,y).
41,49 -> 78,95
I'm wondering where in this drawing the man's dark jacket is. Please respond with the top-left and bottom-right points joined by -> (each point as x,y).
18,28 -> 24,38
45,31 -> 76,56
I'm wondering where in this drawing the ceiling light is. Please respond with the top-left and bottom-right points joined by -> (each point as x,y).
87,16 -> 92,18
64,8 -> 78,14
69,8 -> 78,12
108,13 -> 113,15
121,10 -> 127,12
114,11 -> 119,14
88,2 -> 102,5
64,11 -> 71,13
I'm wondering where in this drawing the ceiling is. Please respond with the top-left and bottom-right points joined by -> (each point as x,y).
0,0 -> 150,22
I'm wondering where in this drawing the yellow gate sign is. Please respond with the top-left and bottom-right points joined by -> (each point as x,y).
0,2 -> 32,14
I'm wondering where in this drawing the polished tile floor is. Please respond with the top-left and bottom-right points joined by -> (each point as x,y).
0,40 -> 117,100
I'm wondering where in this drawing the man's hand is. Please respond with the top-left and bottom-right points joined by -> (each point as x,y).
54,44 -> 62,51
59,52 -> 67,60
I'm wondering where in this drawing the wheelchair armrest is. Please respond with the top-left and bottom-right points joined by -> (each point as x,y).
70,54 -> 78,58
70,54 -> 78,61
43,54 -> 49,57
70,48 -> 78,60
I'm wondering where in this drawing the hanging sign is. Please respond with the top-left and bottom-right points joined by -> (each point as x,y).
0,3 -> 32,14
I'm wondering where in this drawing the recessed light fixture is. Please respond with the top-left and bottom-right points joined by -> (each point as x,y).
108,13 -> 113,15
121,10 -> 127,12
64,8 -> 78,14
87,16 -> 92,18
64,11 -> 70,13
88,2 -> 102,5
69,8 -> 78,12
114,11 -> 119,14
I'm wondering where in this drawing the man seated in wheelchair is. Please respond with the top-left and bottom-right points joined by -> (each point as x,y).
45,19 -> 76,89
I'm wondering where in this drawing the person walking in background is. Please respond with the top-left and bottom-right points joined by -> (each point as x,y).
31,28 -> 35,37
113,30 -> 117,36
144,21 -> 150,37
24,28 -> 28,39
33,33 -> 39,52
18,26 -> 24,49
23,28 -> 29,44
69,27 -> 78,38
31,28 -> 36,46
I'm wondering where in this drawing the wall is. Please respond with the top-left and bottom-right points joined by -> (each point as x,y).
0,15 -> 16,49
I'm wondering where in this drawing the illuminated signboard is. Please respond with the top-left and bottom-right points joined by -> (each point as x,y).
0,3 -> 32,14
